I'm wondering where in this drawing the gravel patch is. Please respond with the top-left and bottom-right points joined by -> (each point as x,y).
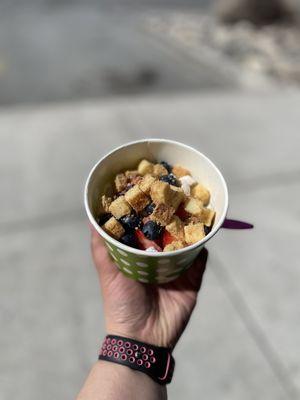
144,12 -> 300,87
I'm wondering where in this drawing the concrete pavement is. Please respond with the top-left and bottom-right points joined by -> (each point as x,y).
1,90 -> 299,399
0,1 -> 233,106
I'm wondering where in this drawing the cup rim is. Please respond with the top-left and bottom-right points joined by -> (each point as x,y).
84,138 -> 228,257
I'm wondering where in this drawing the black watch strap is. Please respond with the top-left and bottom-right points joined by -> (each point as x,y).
98,335 -> 175,385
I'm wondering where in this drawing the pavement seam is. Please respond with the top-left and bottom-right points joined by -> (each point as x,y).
210,254 -> 299,399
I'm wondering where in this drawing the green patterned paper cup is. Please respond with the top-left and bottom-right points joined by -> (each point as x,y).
84,139 -> 228,284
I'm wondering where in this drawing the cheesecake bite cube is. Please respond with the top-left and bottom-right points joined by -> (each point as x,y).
138,174 -> 157,195
102,216 -> 125,239
138,159 -> 154,175
150,203 -> 175,226
169,185 -> 185,210
109,195 -> 132,219
152,164 -> 168,177
184,197 -> 203,216
125,185 -> 150,212
150,181 -> 171,205
165,215 -> 185,240
191,183 -> 210,206
184,222 -> 205,245
101,194 -> 112,213
200,208 -> 215,227
115,173 -> 128,192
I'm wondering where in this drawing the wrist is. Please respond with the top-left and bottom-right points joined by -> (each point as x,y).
78,361 -> 167,400
106,323 -> 171,348
106,329 -> 163,348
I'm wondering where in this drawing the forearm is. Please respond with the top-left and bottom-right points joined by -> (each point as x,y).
77,361 -> 167,400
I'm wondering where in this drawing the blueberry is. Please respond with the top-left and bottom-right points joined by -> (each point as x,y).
160,161 -> 172,173
121,232 -> 138,248
159,173 -> 180,187
142,221 -> 163,240
97,213 -> 111,226
204,225 -> 212,235
120,214 -> 142,231
141,203 -> 155,217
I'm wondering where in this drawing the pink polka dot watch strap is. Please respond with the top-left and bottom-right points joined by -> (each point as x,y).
99,335 -> 175,385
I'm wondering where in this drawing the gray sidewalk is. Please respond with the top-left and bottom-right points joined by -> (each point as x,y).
0,2 -> 233,106
1,90 -> 299,399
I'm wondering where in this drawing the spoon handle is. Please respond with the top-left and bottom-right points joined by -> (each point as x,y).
222,218 -> 254,230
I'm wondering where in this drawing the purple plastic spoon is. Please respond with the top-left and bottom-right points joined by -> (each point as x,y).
221,218 -> 254,229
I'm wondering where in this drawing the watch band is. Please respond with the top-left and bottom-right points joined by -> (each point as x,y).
98,334 -> 175,385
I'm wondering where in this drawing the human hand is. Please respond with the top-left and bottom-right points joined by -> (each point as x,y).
91,226 -> 208,349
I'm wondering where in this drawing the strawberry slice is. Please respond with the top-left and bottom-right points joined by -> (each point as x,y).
135,229 -> 162,252
162,230 -> 176,248
175,203 -> 189,220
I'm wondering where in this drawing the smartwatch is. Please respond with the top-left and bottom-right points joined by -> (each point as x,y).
98,334 -> 175,385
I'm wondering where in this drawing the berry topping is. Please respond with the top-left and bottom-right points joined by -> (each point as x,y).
121,232 -> 138,248
97,213 -> 111,226
159,173 -> 180,187
142,221 -> 163,240
135,230 -> 162,252
175,204 -> 190,220
160,161 -> 172,173
120,214 -> 142,231
204,225 -> 212,235
142,203 -> 155,217
162,230 -> 175,248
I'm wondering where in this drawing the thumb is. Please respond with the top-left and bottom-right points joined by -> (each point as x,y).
90,225 -> 119,283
